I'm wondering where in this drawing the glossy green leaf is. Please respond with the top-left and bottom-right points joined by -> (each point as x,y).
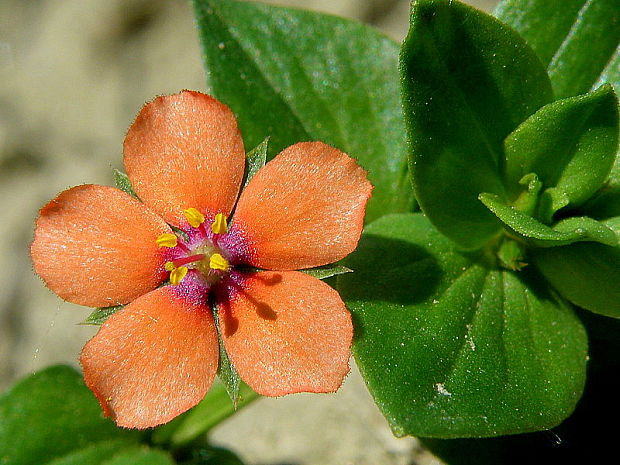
401,0 -> 552,249
241,137 -> 268,191
598,46 -> 620,94
504,85 -> 619,218
604,215 -> 620,235
0,366 -> 140,465
113,169 -> 137,198
532,241 -> 620,317
339,213 -> 587,437
582,153 -> 620,219
479,193 -> 618,247
495,0 -> 620,98
192,0 -> 414,221
421,308 -> 620,463
82,305 -> 123,326
301,264 -> 352,280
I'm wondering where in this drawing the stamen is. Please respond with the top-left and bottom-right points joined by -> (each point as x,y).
164,261 -> 176,271
211,213 -> 228,234
170,266 -> 188,285
183,208 -> 205,228
209,253 -> 229,271
156,233 -> 177,248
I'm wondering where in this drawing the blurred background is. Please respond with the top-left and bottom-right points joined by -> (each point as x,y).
0,1 -> 498,464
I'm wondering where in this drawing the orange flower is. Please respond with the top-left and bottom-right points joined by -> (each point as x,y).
30,91 -> 372,429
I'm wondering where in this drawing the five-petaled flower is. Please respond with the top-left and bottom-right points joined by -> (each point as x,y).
30,91 -> 372,428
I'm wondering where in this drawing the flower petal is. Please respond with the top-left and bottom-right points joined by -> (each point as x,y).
80,286 -> 219,429
31,185 -> 171,307
219,271 -> 352,396
232,142 -> 372,270
124,91 -> 245,227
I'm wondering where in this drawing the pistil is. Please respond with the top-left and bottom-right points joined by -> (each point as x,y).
166,254 -> 206,270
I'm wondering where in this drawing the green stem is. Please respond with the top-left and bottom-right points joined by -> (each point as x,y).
150,382 -> 260,449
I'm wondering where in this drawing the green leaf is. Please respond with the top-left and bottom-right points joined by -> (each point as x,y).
582,153 -> 620,219
82,305 -> 123,325
339,213 -> 587,437
241,137 -> 268,191
113,169 -> 138,198
301,264 -> 352,280
45,441 -> 137,465
504,85 -> 619,218
421,308 -> 620,463
401,0 -> 552,249
192,0 -> 414,221
532,241 -> 620,317
100,447 -> 174,465
0,366 -> 140,465
479,193 -> 618,247
495,0 -> 620,99
598,46 -> 620,94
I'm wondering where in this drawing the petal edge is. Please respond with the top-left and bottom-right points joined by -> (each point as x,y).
31,185 -> 171,307
219,271 -> 352,396
80,286 -> 219,428
124,91 -> 245,227
233,142 -> 372,270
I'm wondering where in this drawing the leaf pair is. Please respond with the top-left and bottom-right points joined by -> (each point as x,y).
340,0 -> 619,440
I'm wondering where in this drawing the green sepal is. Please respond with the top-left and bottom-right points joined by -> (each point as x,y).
401,0 -> 552,249
532,241 -> 620,317
192,0 -> 414,221
496,238 -> 527,271
113,169 -> 138,198
170,225 -> 190,243
241,137 -> 269,191
212,304 -> 241,406
495,0 -> 620,98
504,85 -> 619,220
339,213 -> 586,437
479,192 -> 618,248
82,305 -> 124,326
301,264 -> 352,280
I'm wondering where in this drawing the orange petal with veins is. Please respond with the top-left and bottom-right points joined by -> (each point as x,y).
80,286 -> 219,429
219,271 -> 352,396
124,91 -> 245,227
31,185 -> 170,307
233,142 -> 372,270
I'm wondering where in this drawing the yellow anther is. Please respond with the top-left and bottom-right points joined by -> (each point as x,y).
164,261 -> 176,271
169,266 -> 188,285
156,233 -> 177,248
183,208 -> 205,228
209,253 -> 229,271
211,213 -> 228,234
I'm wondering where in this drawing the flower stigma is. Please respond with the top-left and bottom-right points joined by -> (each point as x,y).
156,211 -> 232,286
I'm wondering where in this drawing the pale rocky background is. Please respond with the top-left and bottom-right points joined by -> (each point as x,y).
0,1 -> 498,464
